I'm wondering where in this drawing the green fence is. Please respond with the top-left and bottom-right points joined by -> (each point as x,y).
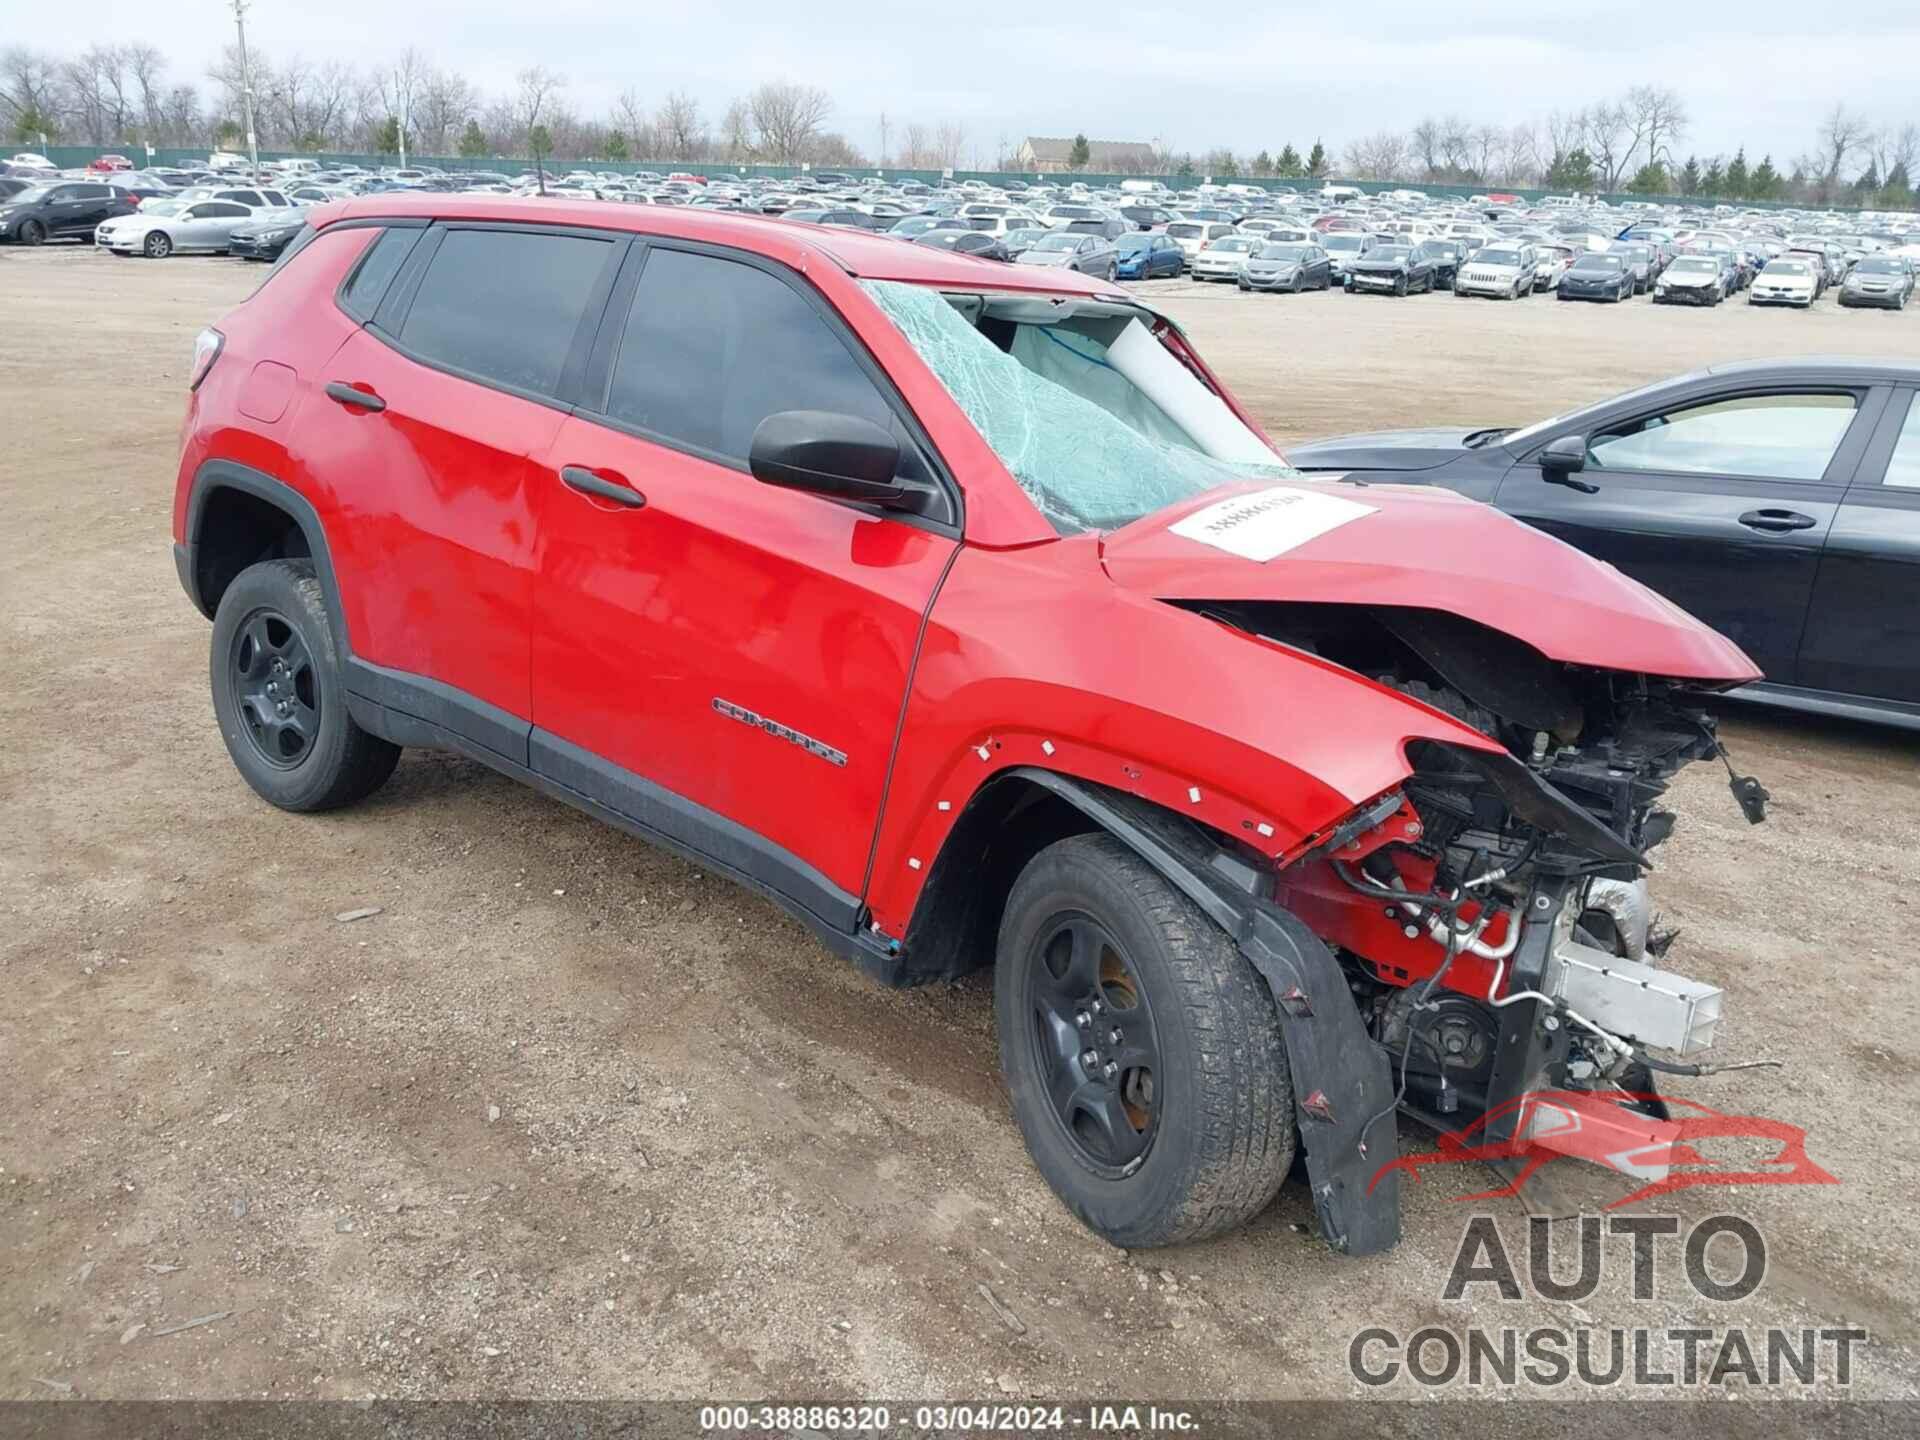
24,143 -> 1895,216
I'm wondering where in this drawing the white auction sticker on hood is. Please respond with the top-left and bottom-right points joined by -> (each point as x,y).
1169,485 -> 1376,563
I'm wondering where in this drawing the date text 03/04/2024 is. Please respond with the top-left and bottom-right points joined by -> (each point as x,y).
697,1403 -> 1201,1432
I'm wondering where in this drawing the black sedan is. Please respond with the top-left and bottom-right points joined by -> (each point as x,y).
1416,239 -> 1468,290
1286,360 -> 1920,729
913,230 -> 1010,262
1344,242 -> 1436,295
1557,251 -> 1636,303
227,213 -> 310,261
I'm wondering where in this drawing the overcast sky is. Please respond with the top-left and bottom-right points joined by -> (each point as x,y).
23,0 -> 1920,167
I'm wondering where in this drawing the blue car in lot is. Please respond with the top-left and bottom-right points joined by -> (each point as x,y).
1114,231 -> 1185,280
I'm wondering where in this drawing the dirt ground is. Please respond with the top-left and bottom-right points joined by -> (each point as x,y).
4,245 -> 1919,1409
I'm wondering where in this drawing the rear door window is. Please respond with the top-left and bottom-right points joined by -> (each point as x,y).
395,227 -> 615,398
598,246 -> 896,464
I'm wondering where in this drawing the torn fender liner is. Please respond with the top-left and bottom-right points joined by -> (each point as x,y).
1004,768 -> 1402,1256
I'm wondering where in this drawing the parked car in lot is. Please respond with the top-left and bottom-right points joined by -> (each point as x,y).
1653,255 -> 1729,305
1113,231 -> 1184,279
1749,258 -> 1819,308
1344,241 -> 1436,295
1608,240 -> 1659,292
227,212 -> 312,261
913,229 -> 1009,262
1238,241 -> 1332,292
171,193 -> 1770,1261
0,181 -> 136,245
1188,233 -> 1261,283
1164,220 -> 1238,268
1015,230 -> 1118,278
1453,243 -> 1536,298
1838,256 -> 1914,309
1416,238 -> 1468,290
86,153 -> 135,173
98,198 -> 258,257
1288,359 -> 1920,728
1532,243 -> 1577,292
1556,251 -> 1635,303
1319,230 -> 1376,285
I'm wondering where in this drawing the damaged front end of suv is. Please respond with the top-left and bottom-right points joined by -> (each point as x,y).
1200,599 -> 1771,1247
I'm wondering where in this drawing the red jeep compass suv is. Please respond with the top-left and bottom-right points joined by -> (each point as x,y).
174,195 -> 1767,1255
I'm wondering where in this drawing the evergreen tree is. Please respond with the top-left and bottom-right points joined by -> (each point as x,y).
1277,143 -> 1303,178
1068,133 -> 1091,169
1679,155 -> 1701,195
1546,147 -> 1595,189
1725,148 -> 1750,199
1701,157 -> 1726,195
1251,149 -> 1273,176
11,103 -> 57,143
1306,140 -> 1328,179
1885,159 -> 1913,209
605,130 -> 630,162
458,119 -> 488,158
1854,160 -> 1881,197
374,115 -> 402,156
1627,162 -> 1669,195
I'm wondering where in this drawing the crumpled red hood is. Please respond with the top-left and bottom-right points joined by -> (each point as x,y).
1099,479 -> 1760,683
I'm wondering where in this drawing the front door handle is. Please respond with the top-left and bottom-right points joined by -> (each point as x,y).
560,466 -> 647,509
1738,508 -> 1817,533
324,381 -> 385,412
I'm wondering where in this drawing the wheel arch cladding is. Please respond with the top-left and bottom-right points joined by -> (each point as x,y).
180,462 -> 344,648
924,768 -> 1404,1256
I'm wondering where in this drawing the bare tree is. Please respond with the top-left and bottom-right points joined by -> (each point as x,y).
1,47 -> 66,136
1507,121 -> 1545,183
1344,130 -> 1409,180
613,87 -> 650,155
1438,113 -> 1471,172
514,64 -> 565,142
900,122 -> 930,168
932,120 -> 967,168
654,89 -> 704,160
417,68 -> 476,155
1817,104 -> 1871,192
1582,100 -> 1632,190
1471,124 -> 1506,182
719,98 -> 753,161
162,84 -> 201,146
745,80 -> 830,164
1624,85 -> 1688,174
126,43 -> 167,139
1410,117 -> 1441,177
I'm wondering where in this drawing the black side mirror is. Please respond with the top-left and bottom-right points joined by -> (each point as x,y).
749,410 -> 923,513
1539,434 -> 1599,493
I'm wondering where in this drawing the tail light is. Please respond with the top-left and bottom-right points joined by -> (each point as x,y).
189,327 -> 225,391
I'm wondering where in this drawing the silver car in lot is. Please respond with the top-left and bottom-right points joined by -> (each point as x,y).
1013,230 -> 1118,278
97,198 -> 259,257
1188,233 -> 1262,282
1453,243 -> 1537,298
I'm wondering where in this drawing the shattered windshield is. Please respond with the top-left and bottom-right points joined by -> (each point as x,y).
862,280 -> 1294,535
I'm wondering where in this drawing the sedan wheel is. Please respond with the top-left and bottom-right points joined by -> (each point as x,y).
144,231 -> 173,259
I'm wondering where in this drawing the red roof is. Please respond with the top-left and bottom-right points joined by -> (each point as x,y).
310,193 -> 1126,299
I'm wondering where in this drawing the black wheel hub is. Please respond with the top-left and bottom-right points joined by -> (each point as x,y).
1027,914 -> 1163,1171
231,608 -> 319,768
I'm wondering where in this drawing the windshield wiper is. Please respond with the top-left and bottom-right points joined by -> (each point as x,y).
1461,427 -> 1513,449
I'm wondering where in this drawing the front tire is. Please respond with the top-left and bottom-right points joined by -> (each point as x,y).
210,559 -> 401,812
144,231 -> 172,258
995,834 -> 1295,1247
19,219 -> 46,246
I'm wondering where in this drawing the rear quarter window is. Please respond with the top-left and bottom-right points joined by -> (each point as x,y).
337,226 -> 422,322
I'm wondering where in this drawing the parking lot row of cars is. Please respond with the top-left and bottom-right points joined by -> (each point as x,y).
5,150 -> 1917,311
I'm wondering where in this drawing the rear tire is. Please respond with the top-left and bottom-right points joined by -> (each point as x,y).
995,833 -> 1295,1247
210,559 -> 401,812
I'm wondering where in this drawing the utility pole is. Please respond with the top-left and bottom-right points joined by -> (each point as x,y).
231,0 -> 260,176
878,111 -> 889,170
397,66 -> 409,169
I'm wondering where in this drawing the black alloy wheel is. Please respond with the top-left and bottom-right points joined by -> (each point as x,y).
1025,912 -> 1163,1171
228,608 -> 320,769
